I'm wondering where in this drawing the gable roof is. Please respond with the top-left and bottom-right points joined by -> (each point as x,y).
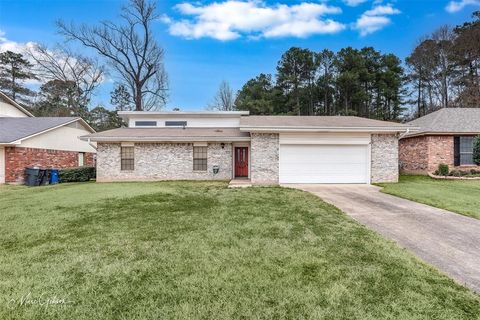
0,91 -> 34,117
0,117 -> 95,144
405,108 -> 480,138
240,116 -> 412,132
81,127 -> 250,142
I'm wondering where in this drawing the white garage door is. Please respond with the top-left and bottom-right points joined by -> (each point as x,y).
279,144 -> 369,184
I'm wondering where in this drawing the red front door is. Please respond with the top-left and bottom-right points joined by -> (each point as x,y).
235,147 -> 249,177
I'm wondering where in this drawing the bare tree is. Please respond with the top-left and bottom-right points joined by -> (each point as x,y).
57,0 -> 168,111
26,44 -> 104,113
209,81 -> 236,111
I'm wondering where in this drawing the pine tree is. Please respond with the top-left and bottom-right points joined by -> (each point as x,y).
0,50 -> 37,103
110,84 -> 133,111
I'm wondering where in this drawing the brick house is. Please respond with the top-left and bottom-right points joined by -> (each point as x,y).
399,108 -> 480,174
81,110 -> 412,185
0,92 -> 96,184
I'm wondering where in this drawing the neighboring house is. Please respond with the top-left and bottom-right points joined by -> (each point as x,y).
399,108 -> 480,174
81,111 -> 411,184
0,92 -> 96,184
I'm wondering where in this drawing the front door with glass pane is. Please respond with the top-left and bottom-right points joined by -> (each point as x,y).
234,147 -> 248,178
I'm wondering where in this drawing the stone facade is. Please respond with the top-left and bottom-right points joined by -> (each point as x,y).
250,133 -> 279,185
4,146 -> 95,183
399,135 -> 480,174
371,134 -> 399,183
96,142 -> 232,182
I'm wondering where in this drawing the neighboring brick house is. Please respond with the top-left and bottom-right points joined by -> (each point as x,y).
81,111 -> 412,184
0,92 -> 96,184
399,108 -> 480,174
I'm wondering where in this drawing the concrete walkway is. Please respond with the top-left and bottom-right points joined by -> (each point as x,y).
287,184 -> 480,293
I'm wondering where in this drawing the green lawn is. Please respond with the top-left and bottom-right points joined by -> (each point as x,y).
0,182 -> 479,319
378,175 -> 480,220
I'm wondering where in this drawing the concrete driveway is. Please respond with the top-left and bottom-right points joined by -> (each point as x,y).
287,184 -> 480,293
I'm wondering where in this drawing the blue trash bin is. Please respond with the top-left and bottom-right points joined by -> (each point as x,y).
50,169 -> 59,184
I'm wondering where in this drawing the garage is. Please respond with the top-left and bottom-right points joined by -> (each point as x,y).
278,134 -> 371,184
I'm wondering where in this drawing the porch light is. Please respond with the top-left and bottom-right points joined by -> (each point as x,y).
221,143 -> 225,149
213,165 -> 220,174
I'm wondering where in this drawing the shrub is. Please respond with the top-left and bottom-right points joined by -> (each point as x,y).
59,166 -> 96,183
438,164 -> 449,176
473,135 -> 480,165
450,170 -> 462,177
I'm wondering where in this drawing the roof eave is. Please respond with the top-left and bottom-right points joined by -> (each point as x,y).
80,136 -> 251,142
240,126 -> 416,133
401,131 -> 480,139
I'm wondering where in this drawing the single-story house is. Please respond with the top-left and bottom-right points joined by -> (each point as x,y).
399,108 -> 480,174
0,92 -> 96,184
81,111 -> 412,184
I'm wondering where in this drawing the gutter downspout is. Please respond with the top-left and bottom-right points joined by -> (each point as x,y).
87,138 -> 97,151
398,128 -> 410,139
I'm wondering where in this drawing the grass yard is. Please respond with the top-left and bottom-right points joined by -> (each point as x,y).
378,175 -> 480,220
0,182 -> 479,319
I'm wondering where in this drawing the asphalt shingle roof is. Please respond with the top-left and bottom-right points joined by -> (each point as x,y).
240,116 -> 410,128
82,127 -> 250,142
406,108 -> 480,136
0,117 -> 79,143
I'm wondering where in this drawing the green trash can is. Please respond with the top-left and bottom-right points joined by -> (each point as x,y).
25,167 -> 40,186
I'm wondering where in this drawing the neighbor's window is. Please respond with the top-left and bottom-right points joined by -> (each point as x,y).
460,136 -> 474,165
121,146 -> 134,170
78,152 -> 85,166
193,146 -> 207,171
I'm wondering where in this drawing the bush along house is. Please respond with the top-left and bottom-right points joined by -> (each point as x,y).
81,110 -> 413,185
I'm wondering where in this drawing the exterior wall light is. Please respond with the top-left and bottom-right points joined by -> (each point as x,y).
221,143 -> 225,149
213,165 -> 220,174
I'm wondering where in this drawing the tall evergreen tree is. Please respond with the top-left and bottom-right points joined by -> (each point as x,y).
110,84 -> 133,111
0,50 -> 37,104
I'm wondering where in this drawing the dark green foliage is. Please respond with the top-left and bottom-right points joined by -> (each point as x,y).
438,163 -> 450,176
236,46 -> 405,120
87,105 -> 124,131
110,84 -> 133,111
0,50 -> 37,104
473,135 -> 480,165
59,166 -> 96,183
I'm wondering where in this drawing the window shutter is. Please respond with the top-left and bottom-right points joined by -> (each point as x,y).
454,136 -> 460,166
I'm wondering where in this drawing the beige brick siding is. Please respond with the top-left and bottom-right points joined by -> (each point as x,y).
250,133 -> 279,185
371,134 -> 399,183
96,142 -> 232,182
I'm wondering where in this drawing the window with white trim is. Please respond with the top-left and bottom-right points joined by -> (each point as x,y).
460,136 -> 474,165
121,146 -> 134,170
193,146 -> 207,171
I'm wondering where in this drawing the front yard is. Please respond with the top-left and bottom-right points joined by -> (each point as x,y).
0,182 -> 479,319
378,175 -> 480,220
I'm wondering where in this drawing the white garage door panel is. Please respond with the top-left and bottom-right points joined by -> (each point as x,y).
279,145 -> 369,184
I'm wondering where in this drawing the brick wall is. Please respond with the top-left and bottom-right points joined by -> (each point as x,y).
96,142 -> 232,182
371,134 -> 399,183
250,133 -> 279,185
426,135 -> 454,172
5,147 -> 95,183
399,136 -> 429,174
